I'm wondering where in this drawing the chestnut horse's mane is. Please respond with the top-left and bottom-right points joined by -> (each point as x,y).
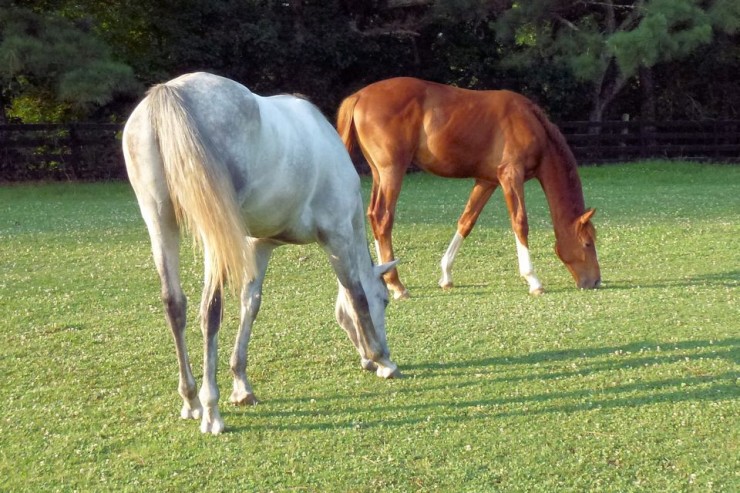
526,99 -> 588,216
529,102 -> 597,241
528,101 -> 579,178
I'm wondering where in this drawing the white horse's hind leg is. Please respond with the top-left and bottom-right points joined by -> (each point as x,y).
141,207 -> 203,420
156,226 -> 203,420
515,235 -> 544,295
199,293 -> 224,434
198,247 -> 226,434
125,125 -> 203,421
230,240 -> 274,406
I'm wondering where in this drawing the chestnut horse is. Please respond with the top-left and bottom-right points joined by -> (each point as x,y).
337,77 -> 600,299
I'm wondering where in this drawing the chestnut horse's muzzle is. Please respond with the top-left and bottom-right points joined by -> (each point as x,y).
578,277 -> 601,289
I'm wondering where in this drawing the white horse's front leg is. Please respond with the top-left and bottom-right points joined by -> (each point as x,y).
199,290 -> 225,435
439,232 -> 464,289
230,241 -> 272,406
229,287 -> 260,406
515,235 -> 544,295
230,291 -> 258,405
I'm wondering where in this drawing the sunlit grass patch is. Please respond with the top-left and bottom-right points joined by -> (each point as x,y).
1,161 -> 738,491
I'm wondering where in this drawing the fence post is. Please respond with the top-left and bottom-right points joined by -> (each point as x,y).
714,120 -> 721,161
68,124 -> 81,180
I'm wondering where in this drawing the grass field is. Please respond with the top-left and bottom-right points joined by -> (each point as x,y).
1,160 -> 738,492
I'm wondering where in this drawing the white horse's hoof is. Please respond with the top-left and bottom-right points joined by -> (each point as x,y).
200,413 -> 225,435
361,358 -> 378,372
180,402 -> 203,420
376,360 -> 401,379
230,390 -> 258,406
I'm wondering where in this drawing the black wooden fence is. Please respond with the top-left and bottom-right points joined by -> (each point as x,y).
1,120 -> 739,181
560,120 -> 740,163
0,123 -> 124,181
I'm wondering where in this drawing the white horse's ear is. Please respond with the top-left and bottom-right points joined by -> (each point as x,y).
374,260 -> 399,278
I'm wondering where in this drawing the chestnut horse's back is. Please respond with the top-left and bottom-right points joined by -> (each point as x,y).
337,77 -> 549,179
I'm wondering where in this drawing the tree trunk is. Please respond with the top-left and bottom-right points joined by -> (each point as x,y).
639,65 -> 656,121
292,0 -> 306,45
589,97 -> 605,123
0,98 -> 7,124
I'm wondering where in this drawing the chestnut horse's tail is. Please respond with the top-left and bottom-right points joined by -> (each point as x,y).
336,93 -> 360,154
147,83 -> 251,300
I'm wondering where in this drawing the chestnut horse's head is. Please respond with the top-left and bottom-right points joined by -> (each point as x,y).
555,208 -> 601,289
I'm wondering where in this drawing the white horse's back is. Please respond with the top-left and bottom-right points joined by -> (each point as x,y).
137,72 -> 361,241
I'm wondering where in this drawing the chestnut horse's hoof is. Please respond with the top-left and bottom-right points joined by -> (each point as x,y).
439,281 -> 453,290
393,289 -> 410,300
530,287 -> 545,296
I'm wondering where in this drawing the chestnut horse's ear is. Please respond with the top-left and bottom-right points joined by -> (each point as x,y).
374,259 -> 399,278
579,208 -> 596,225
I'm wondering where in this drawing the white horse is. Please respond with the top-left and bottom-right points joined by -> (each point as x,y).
123,72 -> 399,434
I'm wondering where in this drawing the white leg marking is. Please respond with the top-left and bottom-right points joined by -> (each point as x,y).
374,239 -> 382,264
439,232 -> 464,288
515,235 -> 543,294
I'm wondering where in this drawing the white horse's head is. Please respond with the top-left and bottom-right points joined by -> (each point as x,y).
335,260 -> 399,378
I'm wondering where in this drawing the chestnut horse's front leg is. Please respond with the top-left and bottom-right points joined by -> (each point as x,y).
498,164 -> 544,295
440,180 -> 497,289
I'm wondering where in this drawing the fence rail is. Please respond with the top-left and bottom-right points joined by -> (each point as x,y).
559,120 -> 740,163
1,120 -> 739,181
0,123 -> 124,181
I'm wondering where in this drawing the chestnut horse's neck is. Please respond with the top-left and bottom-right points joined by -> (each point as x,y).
534,113 -> 587,238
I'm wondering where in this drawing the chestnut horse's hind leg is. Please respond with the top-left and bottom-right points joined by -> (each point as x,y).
498,164 -> 544,295
439,180 -> 497,289
230,239 -> 275,406
366,163 -> 409,300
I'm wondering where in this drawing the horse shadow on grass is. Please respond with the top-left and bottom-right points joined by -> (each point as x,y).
602,269 -> 740,291
404,267 -> 740,298
402,337 -> 739,373
224,337 -> 738,433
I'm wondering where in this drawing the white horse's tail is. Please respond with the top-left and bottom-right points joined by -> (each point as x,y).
147,83 -> 251,300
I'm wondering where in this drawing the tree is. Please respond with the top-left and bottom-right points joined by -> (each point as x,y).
0,4 -> 139,122
495,0 -> 740,121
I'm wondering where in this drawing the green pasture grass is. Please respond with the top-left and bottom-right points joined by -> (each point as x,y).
0,160 -> 737,492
